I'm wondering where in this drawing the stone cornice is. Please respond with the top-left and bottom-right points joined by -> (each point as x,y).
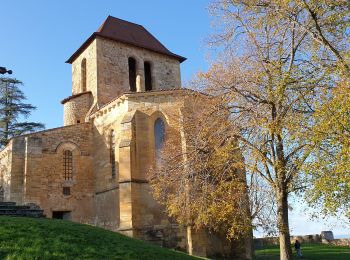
89,88 -> 204,119
61,91 -> 92,104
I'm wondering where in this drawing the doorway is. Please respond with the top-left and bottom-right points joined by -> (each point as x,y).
52,211 -> 71,220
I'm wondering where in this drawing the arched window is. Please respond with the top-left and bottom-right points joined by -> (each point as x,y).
144,61 -> 152,91
128,57 -> 136,92
63,150 -> 73,180
110,130 -> 116,178
154,118 -> 165,159
81,58 -> 87,92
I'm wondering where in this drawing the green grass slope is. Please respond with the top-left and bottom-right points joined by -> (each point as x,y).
255,243 -> 350,260
0,216 -> 198,260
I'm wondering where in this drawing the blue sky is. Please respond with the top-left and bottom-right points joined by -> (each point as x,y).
1,0 -> 348,238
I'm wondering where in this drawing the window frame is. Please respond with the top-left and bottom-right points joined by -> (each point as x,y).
63,150 -> 73,181
154,118 -> 166,160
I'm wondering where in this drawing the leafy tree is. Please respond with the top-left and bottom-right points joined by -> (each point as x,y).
268,0 -> 350,220
148,95 -> 253,258
242,0 -> 350,231
202,1 -> 350,259
305,82 -> 350,218
0,78 -> 44,148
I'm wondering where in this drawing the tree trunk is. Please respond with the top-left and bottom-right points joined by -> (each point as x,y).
180,110 -> 193,256
277,189 -> 293,260
187,225 -> 193,255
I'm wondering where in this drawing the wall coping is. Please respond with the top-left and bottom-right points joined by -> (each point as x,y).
89,88 -> 207,119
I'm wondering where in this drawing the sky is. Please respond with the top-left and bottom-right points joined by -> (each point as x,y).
0,0 -> 348,238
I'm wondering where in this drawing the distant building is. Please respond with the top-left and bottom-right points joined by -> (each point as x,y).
0,16 -> 250,258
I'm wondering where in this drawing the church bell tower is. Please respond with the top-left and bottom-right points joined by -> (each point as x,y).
61,16 -> 186,126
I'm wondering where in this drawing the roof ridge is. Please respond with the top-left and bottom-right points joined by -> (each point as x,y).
105,15 -> 143,28
97,16 -> 111,32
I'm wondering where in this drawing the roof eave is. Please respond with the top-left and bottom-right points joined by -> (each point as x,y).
61,91 -> 92,104
66,33 -> 98,64
66,33 -> 186,64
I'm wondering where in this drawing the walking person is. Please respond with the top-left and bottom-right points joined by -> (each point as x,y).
295,239 -> 303,258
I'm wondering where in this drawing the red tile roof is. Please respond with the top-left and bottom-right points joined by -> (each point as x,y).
66,16 -> 186,64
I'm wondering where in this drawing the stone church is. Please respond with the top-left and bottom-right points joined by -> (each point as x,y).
0,16 -> 250,258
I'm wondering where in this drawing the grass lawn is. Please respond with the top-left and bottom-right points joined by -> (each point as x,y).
0,216 -> 199,260
255,243 -> 350,260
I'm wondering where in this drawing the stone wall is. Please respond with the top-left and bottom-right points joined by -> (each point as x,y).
71,39 -> 98,99
96,38 -> 181,106
254,235 -> 322,248
89,90 -> 185,235
93,188 -> 119,231
254,233 -> 350,248
88,94 -> 127,231
0,144 -> 13,202
1,123 -> 94,224
328,239 -> 350,247
63,92 -> 93,126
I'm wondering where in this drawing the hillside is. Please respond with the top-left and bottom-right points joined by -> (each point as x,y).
0,216 -> 198,260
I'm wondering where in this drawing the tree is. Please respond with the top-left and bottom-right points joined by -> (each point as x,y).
227,0 -> 350,236
201,1 -> 350,259
305,82 -> 350,218
0,78 -> 44,148
245,0 -> 350,78
148,94 -> 253,258
263,0 -> 350,220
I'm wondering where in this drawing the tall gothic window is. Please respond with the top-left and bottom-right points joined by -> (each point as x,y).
81,58 -> 87,92
128,57 -> 136,92
63,150 -> 73,180
144,61 -> 152,91
154,118 -> 165,159
110,130 -> 116,178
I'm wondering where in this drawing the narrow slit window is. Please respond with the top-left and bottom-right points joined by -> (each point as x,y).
128,57 -> 136,92
63,150 -> 73,180
110,130 -> 116,177
154,118 -> 165,160
81,58 -> 87,92
144,61 -> 152,91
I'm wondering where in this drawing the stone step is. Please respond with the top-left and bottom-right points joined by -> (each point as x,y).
0,202 -> 16,206
0,205 -> 31,210
0,201 -> 44,218
0,209 -> 44,218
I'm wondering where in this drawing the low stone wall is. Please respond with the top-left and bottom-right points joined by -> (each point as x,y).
255,232 -> 350,248
254,237 -> 279,248
327,239 -> 350,247
291,234 -> 322,244
254,234 -> 322,248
